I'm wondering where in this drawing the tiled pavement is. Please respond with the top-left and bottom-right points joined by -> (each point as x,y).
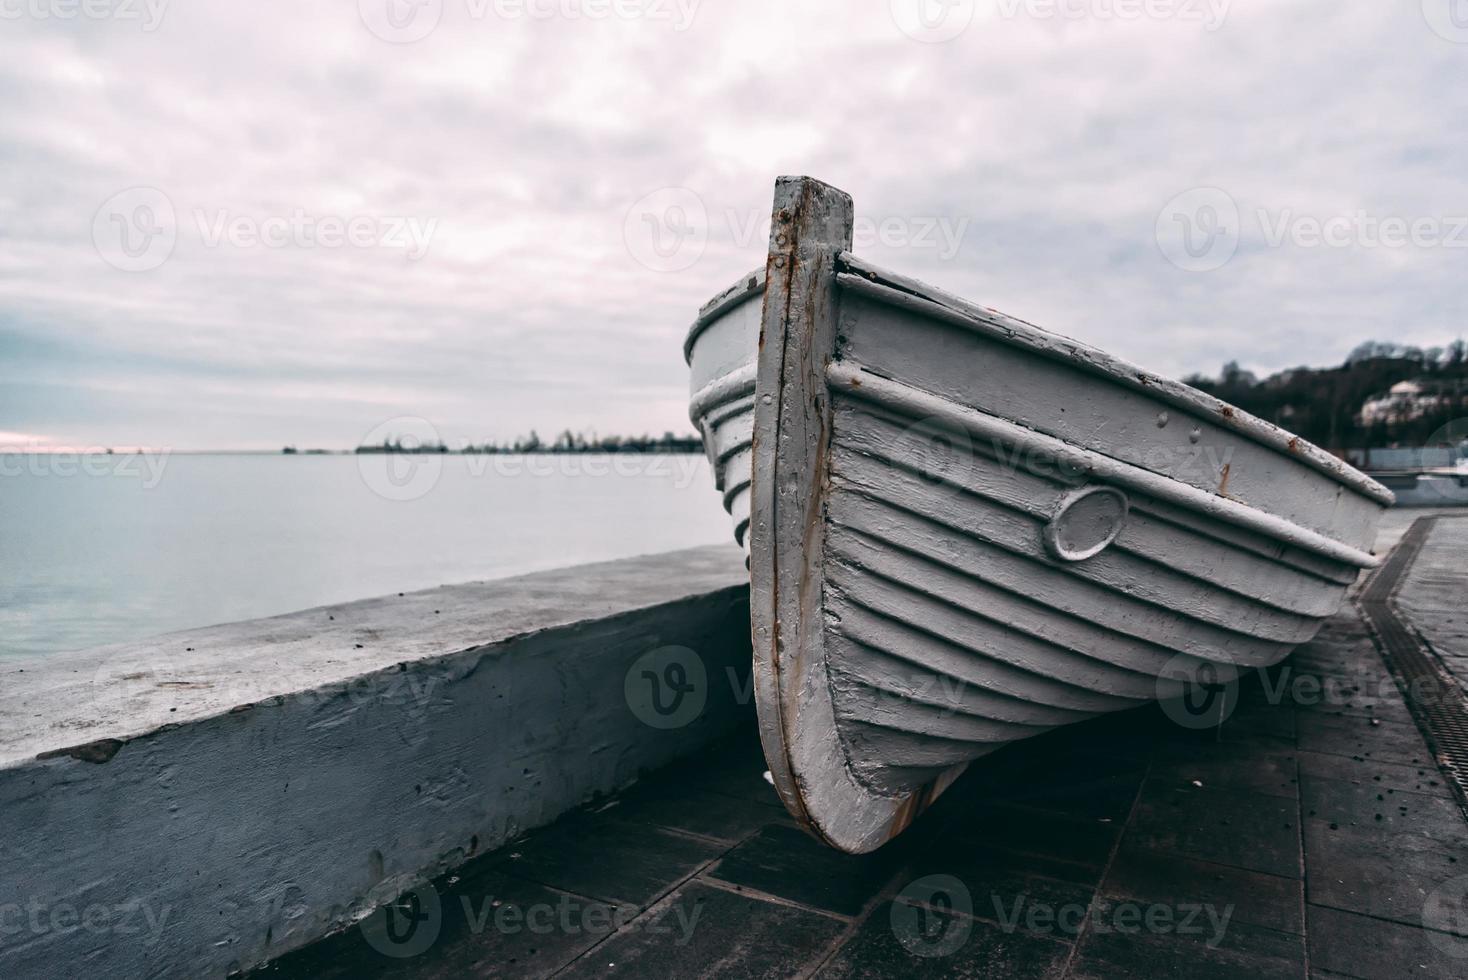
1395,517 -> 1468,694
251,543 -> 1468,979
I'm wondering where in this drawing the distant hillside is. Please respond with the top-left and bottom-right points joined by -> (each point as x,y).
1184,341 -> 1468,450
355,430 -> 703,455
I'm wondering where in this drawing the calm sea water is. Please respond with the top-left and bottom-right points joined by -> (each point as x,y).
0,453 -> 732,658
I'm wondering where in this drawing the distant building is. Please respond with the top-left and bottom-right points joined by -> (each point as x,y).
1358,380 -> 1448,426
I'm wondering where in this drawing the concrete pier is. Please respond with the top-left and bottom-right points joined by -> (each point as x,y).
5,517 -> 1467,979
0,547 -> 752,979
251,517 -> 1468,980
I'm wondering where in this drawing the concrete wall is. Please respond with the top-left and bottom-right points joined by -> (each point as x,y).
0,546 -> 752,979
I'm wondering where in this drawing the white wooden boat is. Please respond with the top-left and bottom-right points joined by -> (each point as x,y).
685,176 -> 1393,853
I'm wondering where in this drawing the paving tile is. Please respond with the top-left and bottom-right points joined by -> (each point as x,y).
556,881 -> 845,980
999,771 -> 1145,824
1028,707 -> 1167,764
813,899 -> 1071,979
254,869 -> 618,980
1307,903 -> 1468,980
494,810 -> 724,910
708,824 -> 901,917
1303,817 -> 1468,926
1288,674 -> 1419,725
1102,844 -> 1304,936
1300,776 -> 1466,837
653,731 -> 788,809
599,780 -> 794,845
895,808 -> 1110,886
1124,779 -> 1301,878
932,803 -> 1123,882
889,839 -> 1096,938
1089,894 -> 1303,966
1149,741 -> 1300,800
1295,713 -> 1434,768
1067,921 -> 1303,980
1295,749 -> 1455,799
941,736 -> 1147,824
1149,718 -> 1298,767
1221,685 -> 1299,740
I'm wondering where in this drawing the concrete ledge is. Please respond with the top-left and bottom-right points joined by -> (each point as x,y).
0,546 -> 752,979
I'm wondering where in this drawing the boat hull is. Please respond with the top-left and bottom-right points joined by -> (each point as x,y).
686,176 -> 1393,853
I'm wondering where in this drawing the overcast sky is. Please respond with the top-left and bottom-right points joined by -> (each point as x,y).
1,0 -> 1464,450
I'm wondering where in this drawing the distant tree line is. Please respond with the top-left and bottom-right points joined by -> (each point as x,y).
340,338 -> 1466,458
1183,340 -> 1468,450
354,430 -> 703,455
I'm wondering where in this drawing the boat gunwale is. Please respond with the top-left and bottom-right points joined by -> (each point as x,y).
834,256 -> 1394,507
682,267 -> 766,363
684,256 -> 1394,508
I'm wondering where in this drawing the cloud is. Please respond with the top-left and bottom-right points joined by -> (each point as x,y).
0,0 -> 1464,448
